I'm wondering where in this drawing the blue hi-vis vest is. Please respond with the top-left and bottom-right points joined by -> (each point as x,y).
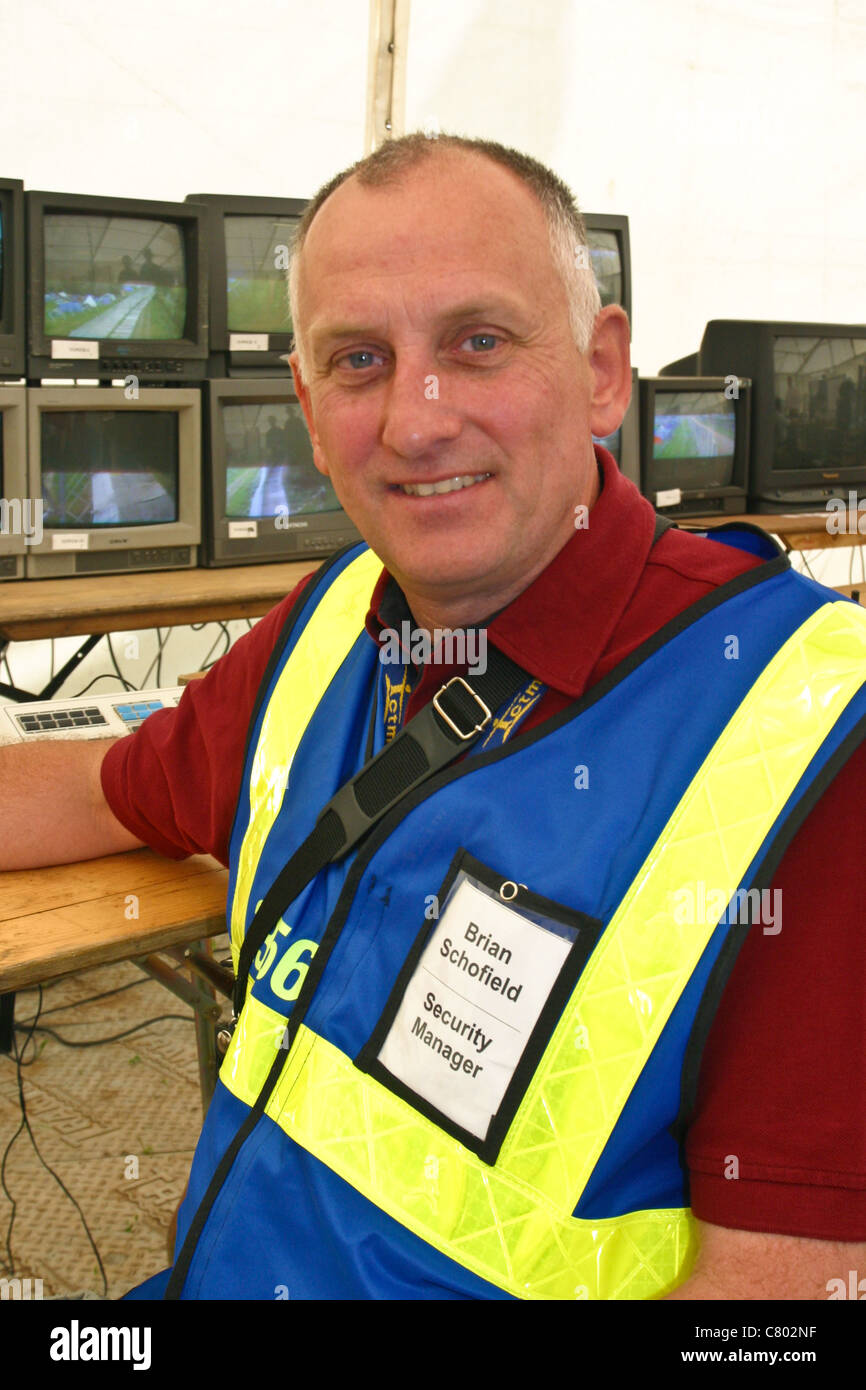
127,534 -> 866,1301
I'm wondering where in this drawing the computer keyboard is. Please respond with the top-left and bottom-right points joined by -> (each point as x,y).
0,687 -> 185,746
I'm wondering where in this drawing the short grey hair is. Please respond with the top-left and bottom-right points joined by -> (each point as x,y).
287,132 -> 602,382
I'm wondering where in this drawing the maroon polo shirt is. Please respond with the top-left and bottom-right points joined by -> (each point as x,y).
102,446 -> 866,1242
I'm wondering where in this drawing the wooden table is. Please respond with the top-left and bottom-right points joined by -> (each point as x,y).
0,559 -> 318,701
690,510 -> 866,552
0,848 -> 231,1108
0,560 -> 315,643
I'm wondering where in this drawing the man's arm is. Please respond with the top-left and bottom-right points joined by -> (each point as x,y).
665,1219 -> 866,1299
0,737 -> 144,870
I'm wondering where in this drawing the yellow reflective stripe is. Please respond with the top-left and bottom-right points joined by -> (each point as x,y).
220,990 -> 289,1105
230,548 -> 381,972
501,599 -> 866,1206
223,598 -> 866,1298
221,1010 -> 695,1300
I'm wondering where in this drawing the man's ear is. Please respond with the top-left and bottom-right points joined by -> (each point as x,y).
587,305 -> 632,441
288,349 -> 331,478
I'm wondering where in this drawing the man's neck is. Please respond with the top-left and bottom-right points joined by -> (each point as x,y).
402,571 -> 539,636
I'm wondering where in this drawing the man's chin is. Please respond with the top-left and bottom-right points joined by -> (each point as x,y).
380,549 -> 510,609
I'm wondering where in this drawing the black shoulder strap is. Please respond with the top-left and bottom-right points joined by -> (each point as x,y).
233,645 -> 531,1015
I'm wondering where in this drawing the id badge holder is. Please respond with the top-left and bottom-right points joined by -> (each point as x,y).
356,849 -> 602,1164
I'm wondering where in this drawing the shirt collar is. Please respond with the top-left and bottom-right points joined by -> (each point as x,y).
364,445 -> 659,698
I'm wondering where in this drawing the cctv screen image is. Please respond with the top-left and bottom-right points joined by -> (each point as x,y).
43,214 -> 187,340
40,411 -> 179,526
225,215 -> 298,334
222,401 -> 341,518
773,336 -> 866,471
647,390 -> 736,492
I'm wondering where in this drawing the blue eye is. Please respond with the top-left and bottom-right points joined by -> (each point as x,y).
463,333 -> 499,352
343,350 -> 378,369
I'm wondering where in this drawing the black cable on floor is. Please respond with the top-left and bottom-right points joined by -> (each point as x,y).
17,1016 -> 194,1048
15,976 -> 153,1023
0,985 -> 108,1295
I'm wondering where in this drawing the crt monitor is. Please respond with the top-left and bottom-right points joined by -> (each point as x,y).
26,191 -> 208,383
0,178 -> 25,379
26,386 -> 201,577
638,376 -> 750,518
186,193 -> 307,378
697,320 -> 866,512
0,387 -> 28,579
583,213 -> 632,331
202,377 -> 361,566
593,366 -> 640,489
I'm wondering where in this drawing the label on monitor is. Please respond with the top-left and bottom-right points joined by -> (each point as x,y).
52,532 -> 89,551
228,520 -> 258,540
51,340 -> 99,360
656,488 -> 682,508
229,333 -> 269,352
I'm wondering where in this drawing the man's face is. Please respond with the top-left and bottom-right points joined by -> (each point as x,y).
291,151 -> 629,621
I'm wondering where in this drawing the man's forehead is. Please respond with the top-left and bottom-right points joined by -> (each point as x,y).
296,154 -> 556,336
299,152 -> 556,313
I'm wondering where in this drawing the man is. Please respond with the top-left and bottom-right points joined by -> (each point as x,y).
2,134 -> 865,1300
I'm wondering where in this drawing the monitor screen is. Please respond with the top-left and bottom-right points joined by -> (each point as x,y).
646,390 -> 736,492
225,214 -> 298,334
41,410 -> 179,526
773,335 -> 866,471
0,203 -> 4,320
222,400 -> 340,519
586,230 -> 622,308
43,213 -> 187,341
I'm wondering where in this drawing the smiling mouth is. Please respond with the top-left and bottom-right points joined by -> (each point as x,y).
396,472 -> 492,497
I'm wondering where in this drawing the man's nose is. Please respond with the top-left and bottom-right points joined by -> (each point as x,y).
380,355 -> 462,458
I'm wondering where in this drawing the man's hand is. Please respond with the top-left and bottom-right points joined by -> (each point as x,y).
0,737 -> 144,870
665,1218 -> 866,1299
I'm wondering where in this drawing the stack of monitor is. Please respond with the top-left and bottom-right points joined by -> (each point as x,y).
660,321 -> 866,513
0,185 -> 210,578
0,179 -> 370,577
187,192 -> 360,565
